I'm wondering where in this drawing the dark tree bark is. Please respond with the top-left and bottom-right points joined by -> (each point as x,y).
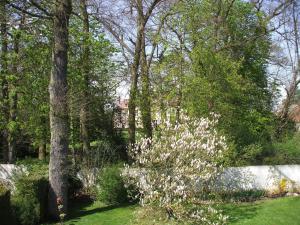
48,0 -> 72,220
0,0 -> 9,163
79,0 -> 90,166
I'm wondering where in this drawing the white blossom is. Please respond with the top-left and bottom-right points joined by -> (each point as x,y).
123,113 -> 228,224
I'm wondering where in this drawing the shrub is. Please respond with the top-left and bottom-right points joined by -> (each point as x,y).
123,113 -> 228,224
12,174 -> 48,225
0,182 -> 15,225
16,158 -> 49,177
264,134 -> 300,164
97,164 -> 128,205
218,190 -> 265,202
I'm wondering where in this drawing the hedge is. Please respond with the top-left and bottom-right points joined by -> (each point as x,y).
12,175 -> 48,225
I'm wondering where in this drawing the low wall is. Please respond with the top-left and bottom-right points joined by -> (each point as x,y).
216,165 -> 300,193
0,164 -> 27,188
1,164 -> 300,193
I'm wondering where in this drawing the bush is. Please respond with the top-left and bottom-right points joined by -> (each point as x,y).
16,158 -> 49,177
0,182 -> 15,225
218,190 -> 265,202
123,114 -> 228,224
12,174 -> 48,225
96,164 -> 128,205
264,134 -> 300,165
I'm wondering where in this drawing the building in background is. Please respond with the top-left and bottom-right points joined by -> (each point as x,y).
288,104 -> 300,131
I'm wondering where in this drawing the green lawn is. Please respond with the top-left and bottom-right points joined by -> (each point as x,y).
57,197 -> 300,225
62,201 -> 136,225
223,196 -> 300,225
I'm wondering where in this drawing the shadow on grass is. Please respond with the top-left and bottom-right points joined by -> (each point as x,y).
221,202 -> 260,224
65,199 -> 134,225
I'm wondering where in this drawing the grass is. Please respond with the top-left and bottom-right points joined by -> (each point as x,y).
46,200 -> 136,225
47,197 -> 300,225
223,197 -> 300,225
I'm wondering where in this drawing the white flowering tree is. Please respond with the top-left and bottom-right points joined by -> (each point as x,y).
123,114 -> 229,224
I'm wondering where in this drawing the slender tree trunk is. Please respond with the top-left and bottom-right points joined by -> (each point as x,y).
79,0 -> 90,166
38,116 -> 47,161
140,33 -> 152,137
0,0 -> 9,163
69,106 -> 76,166
276,2 -> 300,137
38,140 -> 46,161
176,38 -> 184,123
48,0 -> 72,220
8,22 -> 22,163
128,14 -> 144,148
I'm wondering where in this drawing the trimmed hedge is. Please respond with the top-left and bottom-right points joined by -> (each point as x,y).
12,175 -> 48,225
0,183 -> 15,225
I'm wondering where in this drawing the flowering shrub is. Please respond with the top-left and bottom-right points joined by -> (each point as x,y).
123,114 -> 228,224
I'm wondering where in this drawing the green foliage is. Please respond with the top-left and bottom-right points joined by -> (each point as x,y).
89,139 -> 126,167
169,0 -> 274,165
12,174 -> 48,225
16,158 -> 49,177
264,134 -> 300,165
218,190 -> 265,202
96,164 -> 128,205
228,143 -> 265,166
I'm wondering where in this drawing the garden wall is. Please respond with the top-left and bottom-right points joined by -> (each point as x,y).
216,165 -> 300,193
1,164 -> 300,193
0,164 -> 27,188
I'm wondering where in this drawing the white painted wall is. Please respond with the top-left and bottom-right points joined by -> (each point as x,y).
216,165 -> 300,193
1,164 -> 300,193
0,164 -> 27,188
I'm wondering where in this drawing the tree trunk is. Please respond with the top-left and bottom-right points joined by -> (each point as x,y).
48,0 -> 72,220
276,2 -> 300,137
38,141 -> 46,161
79,0 -> 90,166
0,0 -> 9,163
128,13 -> 144,149
140,33 -> 152,138
38,116 -> 48,161
8,87 -> 17,163
176,37 -> 184,123
8,21 -> 22,163
70,109 -> 76,166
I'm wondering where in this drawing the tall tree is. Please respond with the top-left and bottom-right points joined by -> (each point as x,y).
79,0 -> 91,165
140,31 -> 152,137
274,1 -> 300,136
0,0 -> 9,162
8,14 -> 24,163
48,0 -> 72,219
93,0 -> 168,146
